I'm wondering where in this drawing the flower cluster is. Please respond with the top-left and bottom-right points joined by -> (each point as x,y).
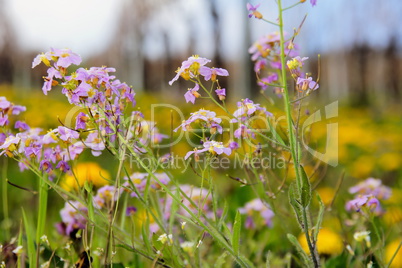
123,172 -> 170,197
184,140 -> 232,160
168,55 -> 228,104
0,97 -> 26,128
287,56 -> 319,92
57,201 -> 88,236
0,49 -> 142,180
174,109 -> 222,134
33,48 -> 136,151
239,198 -> 274,229
248,29 -> 319,94
248,32 -> 298,92
345,178 -> 392,214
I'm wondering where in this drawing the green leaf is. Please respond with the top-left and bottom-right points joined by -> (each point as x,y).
232,210 -> 242,256
218,200 -> 229,230
169,188 -> 181,234
267,118 -> 286,146
313,193 -> 325,242
287,233 -> 313,268
22,208 -> 35,268
214,251 -> 228,268
142,220 -> 152,254
288,183 -> 302,226
86,190 -> 95,224
299,165 -> 312,208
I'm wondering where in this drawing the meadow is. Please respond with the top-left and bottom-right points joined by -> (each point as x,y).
1,1 -> 402,267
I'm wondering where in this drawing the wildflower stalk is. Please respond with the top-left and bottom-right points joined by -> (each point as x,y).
1,158 -> 10,240
277,0 -> 319,266
36,174 -> 48,267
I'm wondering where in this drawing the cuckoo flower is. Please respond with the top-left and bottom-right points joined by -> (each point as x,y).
232,98 -> 272,122
184,84 -> 201,104
185,140 -> 231,160
174,109 -> 222,132
199,67 -> 229,82
169,55 -> 211,85
50,48 -> 82,68
349,178 -> 392,200
215,88 -> 226,101
346,194 -> 381,213
247,3 -> 262,19
296,76 -> 319,91
85,131 -> 105,157
59,201 -> 88,236
239,199 -> 274,229
58,126 -> 79,141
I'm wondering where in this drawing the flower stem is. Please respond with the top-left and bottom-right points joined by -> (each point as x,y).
277,0 -> 319,266
36,174 -> 48,267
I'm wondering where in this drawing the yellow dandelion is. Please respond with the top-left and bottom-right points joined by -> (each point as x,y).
385,239 -> 402,268
61,162 -> 110,191
384,207 -> 402,226
298,228 -> 343,256
317,187 -> 335,206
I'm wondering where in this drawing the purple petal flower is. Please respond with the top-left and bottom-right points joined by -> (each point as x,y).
93,185 -> 119,209
0,133 -> 6,145
239,199 -> 274,229
51,48 -> 82,68
246,3 -> 262,19
59,201 -> 87,235
184,84 -> 200,104
15,121 -> 30,131
349,178 -> 392,200
0,97 -> 11,110
56,160 -> 70,172
40,160 -> 53,173
229,141 -> 239,150
11,105 -> 26,115
215,88 -> 226,101
310,0 -> 317,6
345,194 -> 381,213
169,55 -> 211,85
126,206 -> 137,216
199,67 -> 229,81
42,67 -> 62,95
296,76 -> 319,91
0,114 -> 8,127
75,112 -> 88,130
85,131 -> 105,156
58,126 -> 79,141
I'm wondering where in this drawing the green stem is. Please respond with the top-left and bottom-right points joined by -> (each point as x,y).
1,157 -> 10,240
277,0 -> 319,266
36,175 -> 49,266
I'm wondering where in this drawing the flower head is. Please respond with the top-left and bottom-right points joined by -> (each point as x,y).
247,3 -> 263,19
185,140 -> 231,160
199,67 -> 229,82
169,55 -> 211,85
215,88 -> 226,101
346,194 -> 381,213
157,233 -> 173,245
184,84 -> 201,104
296,76 -> 319,91
59,201 -> 87,235
239,198 -> 274,229
354,231 -> 371,247
349,178 -> 392,200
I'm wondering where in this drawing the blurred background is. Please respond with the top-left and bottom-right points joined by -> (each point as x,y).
1,0 -> 402,105
0,0 -> 401,182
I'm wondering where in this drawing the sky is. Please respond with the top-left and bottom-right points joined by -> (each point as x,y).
4,0 -> 402,60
